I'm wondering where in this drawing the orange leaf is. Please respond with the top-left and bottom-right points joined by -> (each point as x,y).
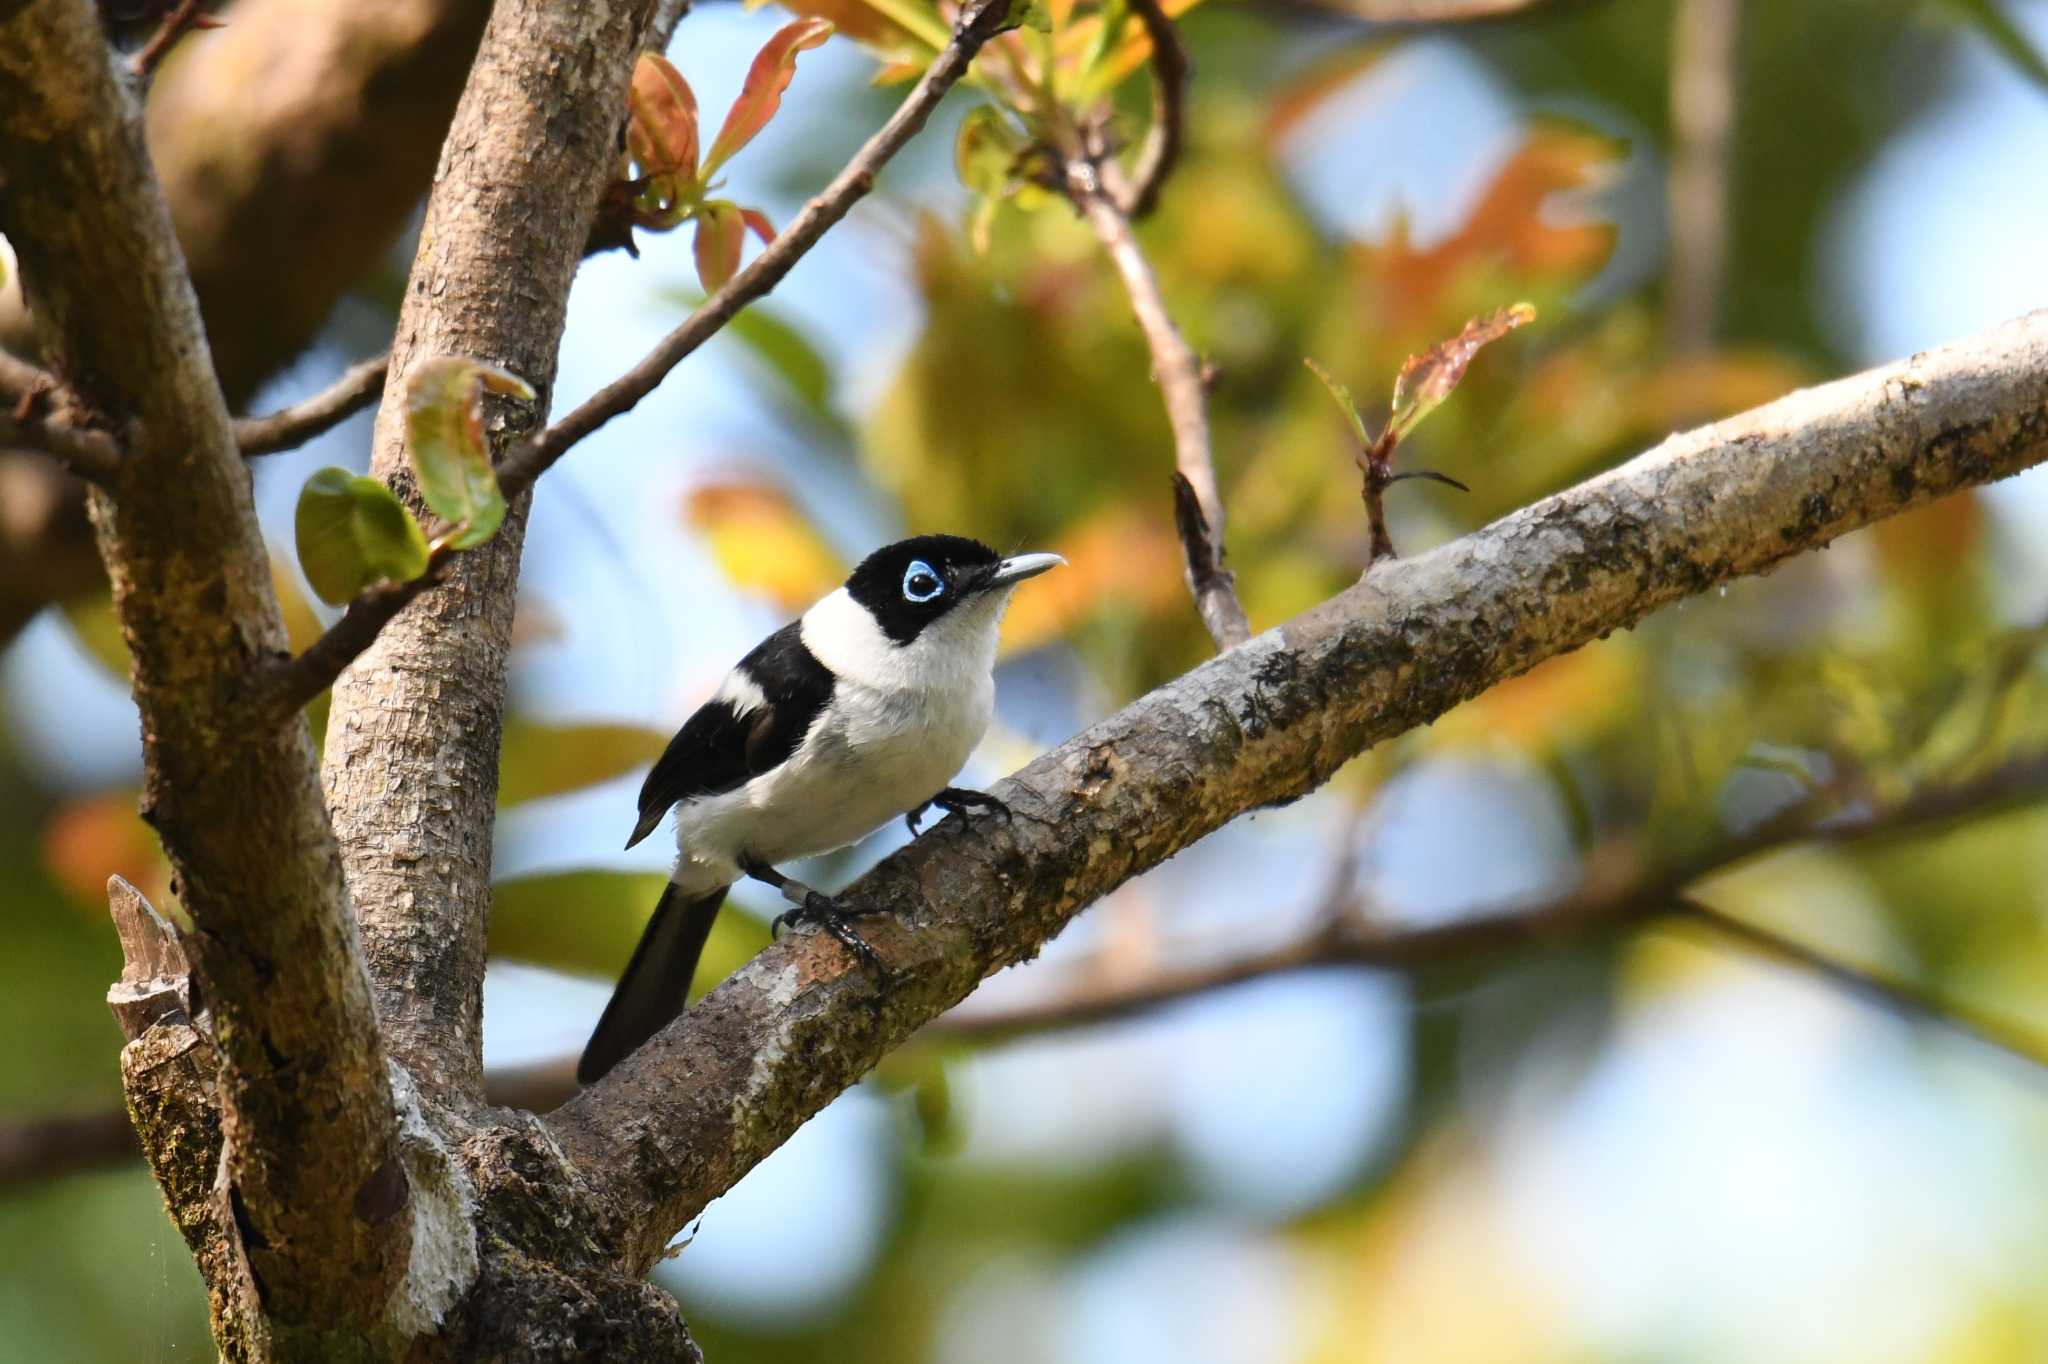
628,52 -> 700,182
43,791 -> 171,915
693,201 -> 746,291
685,479 -> 846,610
1388,303 -> 1535,441
703,18 -> 834,177
739,206 -> 777,246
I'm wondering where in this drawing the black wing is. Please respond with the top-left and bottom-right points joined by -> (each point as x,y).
624,621 -> 834,849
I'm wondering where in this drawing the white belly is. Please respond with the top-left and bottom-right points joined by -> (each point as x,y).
668,675 -> 991,895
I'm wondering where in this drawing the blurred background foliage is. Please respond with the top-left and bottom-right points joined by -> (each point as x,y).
6,0 -> 2048,1359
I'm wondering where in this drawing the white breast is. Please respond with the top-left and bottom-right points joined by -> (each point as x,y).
667,584 -> 1011,895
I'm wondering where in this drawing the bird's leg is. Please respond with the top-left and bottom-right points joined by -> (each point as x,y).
905,786 -> 1012,837
740,857 -> 885,974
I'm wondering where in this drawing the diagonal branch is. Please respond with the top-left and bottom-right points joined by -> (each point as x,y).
1070,167 -> 1250,648
252,0 -> 1018,719
18,747 -> 2048,1189
547,309 -> 2048,1273
1671,895 -> 2048,1077
1109,0 -> 1189,220
235,352 -> 389,456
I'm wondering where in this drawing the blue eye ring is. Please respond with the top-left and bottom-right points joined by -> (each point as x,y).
901,560 -> 945,603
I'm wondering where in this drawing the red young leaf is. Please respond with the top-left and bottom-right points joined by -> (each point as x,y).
694,201 -> 746,292
1388,302 -> 1535,441
739,206 -> 776,247
627,52 -> 700,183
702,18 -> 834,178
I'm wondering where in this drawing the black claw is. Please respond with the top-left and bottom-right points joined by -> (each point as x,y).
773,892 -> 888,978
908,786 -> 1010,837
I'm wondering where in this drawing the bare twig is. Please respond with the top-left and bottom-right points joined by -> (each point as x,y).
130,0 -> 223,80
497,0 -> 1014,498
234,353 -> 388,456
253,0 -> 1016,718
1667,0 -> 1742,356
1671,895 -> 2048,1076
1072,168 -> 1251,648
0,348 -> 54,402
0,408 -> 123,481
1111,0 -> 1188,220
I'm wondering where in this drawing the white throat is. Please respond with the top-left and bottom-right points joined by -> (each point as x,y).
800,585 -> 1013,694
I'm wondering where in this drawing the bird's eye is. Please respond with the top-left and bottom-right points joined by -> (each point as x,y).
901,560 -> 944,603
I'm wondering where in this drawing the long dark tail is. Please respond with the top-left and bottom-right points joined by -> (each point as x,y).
577,883 -> 728,1085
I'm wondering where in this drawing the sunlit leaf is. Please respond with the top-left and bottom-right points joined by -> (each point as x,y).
498,719 -> 670,807
702,17 -> 835,178
405,356 -> 532,550
739,206 -> 776,246
293,467 -> 431,606
1388,302 -> 1535,441
627,52 -> 701,182
955,104 -> 1027,197
1303,358 -> 1375,449
685,479 -> 845,609
491,868 -> 769,1002
693,200 -> 747,292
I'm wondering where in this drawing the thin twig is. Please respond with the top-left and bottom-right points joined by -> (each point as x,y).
0,348 -> 55,403
1666,0 -> 1741,356
496,0 -> 1015,500
235,353 -> 388,456
1111,0 -> 1188,220
1669,895 -> 2048,1076
1071,169 -> 1250,648
130,0 -> 223,80
0,410 -> 124,482
251,0 -> 1015,717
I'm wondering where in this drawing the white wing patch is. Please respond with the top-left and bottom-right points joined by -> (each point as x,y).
714,667 -> 769,716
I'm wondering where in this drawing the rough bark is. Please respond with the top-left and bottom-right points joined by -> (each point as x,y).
0,2 -> 420,1355
551,310 -> 2048,1272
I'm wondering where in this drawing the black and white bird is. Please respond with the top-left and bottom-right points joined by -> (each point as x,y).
578,534 -> 1063,1083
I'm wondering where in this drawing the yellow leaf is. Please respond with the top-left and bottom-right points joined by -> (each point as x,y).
684,479 -> 846,610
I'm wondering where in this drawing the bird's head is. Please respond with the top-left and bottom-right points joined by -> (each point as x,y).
803,534 -> 1063,686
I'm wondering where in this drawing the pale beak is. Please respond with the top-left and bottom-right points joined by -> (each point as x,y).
983,552 -> 1065,590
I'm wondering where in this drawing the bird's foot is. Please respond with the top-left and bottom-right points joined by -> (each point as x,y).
905,785 -> 1012,837
746,860 -> 886,976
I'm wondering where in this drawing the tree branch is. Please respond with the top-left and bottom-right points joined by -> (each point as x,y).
19,747 -> 2048,1190
492,0 -> 1017,500
254,0 -> 1019,718
0,407 -> 123,481
0,0 -> 411,1347
312,0 -> 668,1114
235,352 -> 389,456
1671,895 -> 2048,1077
1070,168 -> 1251,649
1110,0 -> 1189,220
548,309 -> 2048,1272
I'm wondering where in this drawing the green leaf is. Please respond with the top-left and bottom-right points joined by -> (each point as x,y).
1387,302 -> 1535,442
497,719 -> 670,807
1944,0 -> 2048,94
405,356 -> 532,550
702,18 -> 834,178
954,104 -> 1027,197
693,200 -> 747,292
627,52 -> 701,182
662,288 -> 846,437
293,467 -> 431,606
1302,357 -> 1375,449
490,869 -> 769,1001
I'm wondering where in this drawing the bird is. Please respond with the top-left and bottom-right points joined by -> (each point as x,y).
577,534 -> 1064,1084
